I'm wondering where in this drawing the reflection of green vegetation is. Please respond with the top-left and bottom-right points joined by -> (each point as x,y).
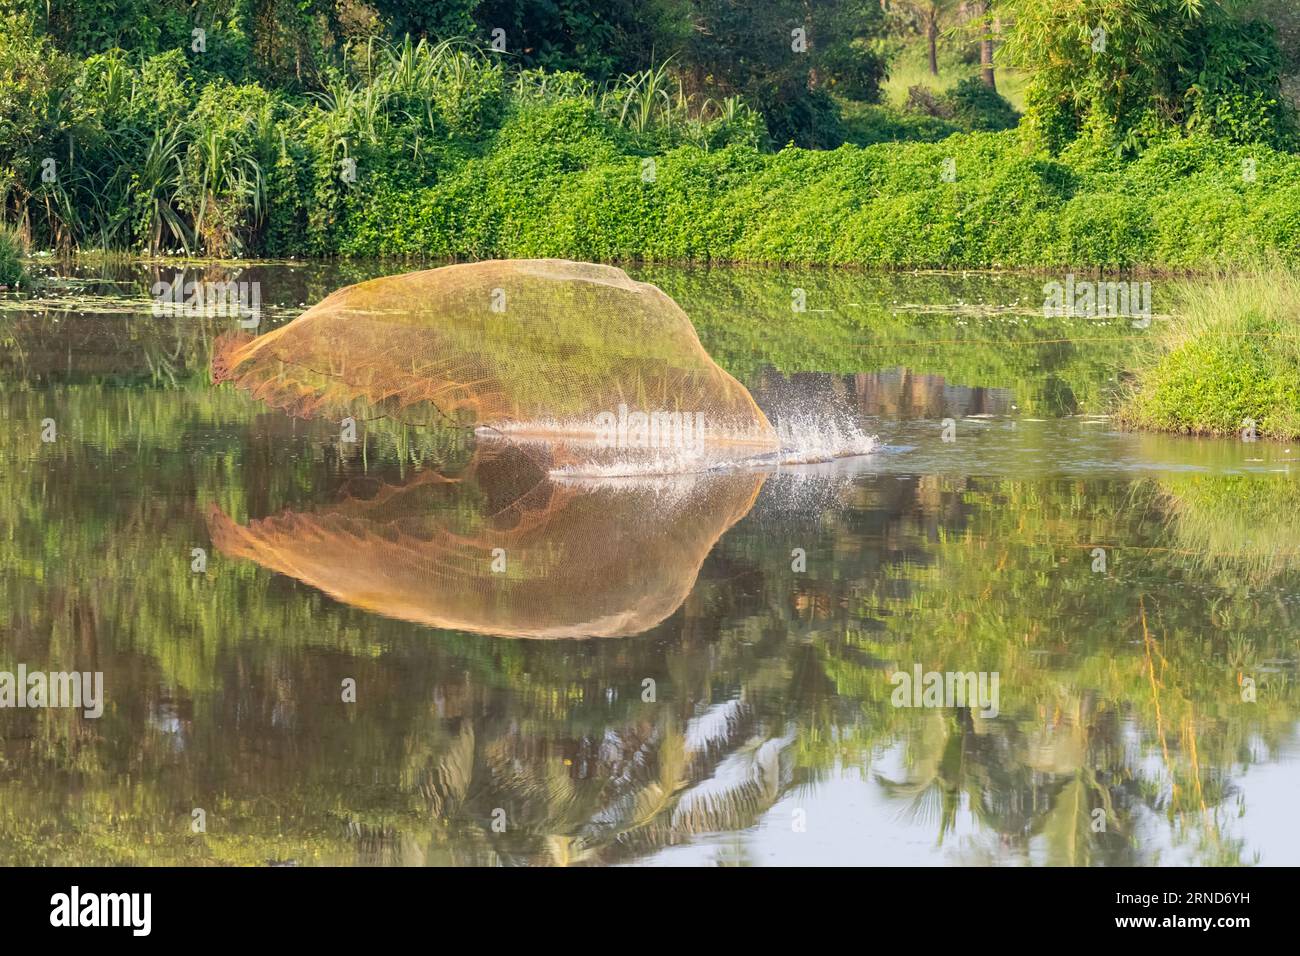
2,384 -> 1296,864
790,474 -> 1296,864
1157,473 -> 1300,583
1121,270 -> 1300,439
643,265 -> 1145,416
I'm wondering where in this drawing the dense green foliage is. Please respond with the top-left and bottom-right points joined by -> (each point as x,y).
8,0 -> 890,134
0,0 -> 1296,265
942,77 -> 1022,132
851,75 -> 1021,144
336,125 -> 1300,268
1000,0 -> 1299,154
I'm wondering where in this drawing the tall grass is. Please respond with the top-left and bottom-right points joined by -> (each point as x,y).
319,36 -> 504,145
124,125 -> 190,255
1,36 -> 496,257
1119,268 -> 1300,439
588,61 -> 764,146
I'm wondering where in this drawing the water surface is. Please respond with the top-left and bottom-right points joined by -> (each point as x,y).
1,261 -> 1296,865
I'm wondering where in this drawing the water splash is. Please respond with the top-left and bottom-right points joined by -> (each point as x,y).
510,409 -> 878,479
772,413 -> 878,465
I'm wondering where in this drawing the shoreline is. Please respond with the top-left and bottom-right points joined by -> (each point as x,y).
11,251 -> 1281,282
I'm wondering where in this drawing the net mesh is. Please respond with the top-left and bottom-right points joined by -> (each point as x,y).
207,446 -> 764,638
212,259 -> 777,471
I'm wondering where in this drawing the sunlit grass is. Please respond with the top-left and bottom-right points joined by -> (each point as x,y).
1119,268 -> 1300,439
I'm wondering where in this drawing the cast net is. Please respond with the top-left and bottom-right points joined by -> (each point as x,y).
212,259 -> 779,474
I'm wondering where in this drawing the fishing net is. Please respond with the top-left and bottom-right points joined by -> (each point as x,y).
212,259 -> 778,472
207,445 -> 765,639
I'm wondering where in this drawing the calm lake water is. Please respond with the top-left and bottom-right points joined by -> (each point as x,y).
2,260 -> 1297,866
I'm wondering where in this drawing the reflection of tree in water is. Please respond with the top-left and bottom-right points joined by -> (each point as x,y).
196,444 -> 802,864
874,699 -> 1148,866
345,469 -> 1293,866
791,474 -> 1291,865
392,699 -> 799,866
753,368 -> 1014,421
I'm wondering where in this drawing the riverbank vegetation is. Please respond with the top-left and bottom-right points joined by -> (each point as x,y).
1120,269 -> 1300,439
1,1 -> 1297,267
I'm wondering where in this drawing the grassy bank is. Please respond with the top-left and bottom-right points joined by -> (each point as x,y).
1120,270 -> 1300,439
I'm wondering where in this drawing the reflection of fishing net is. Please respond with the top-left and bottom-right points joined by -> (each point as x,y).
207,446 -> 764,638
212,260 -> 777,472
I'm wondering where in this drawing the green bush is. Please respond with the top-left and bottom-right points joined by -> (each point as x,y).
1002,0 -> 1297,154
1183,17 -> 1299,150
839,100 -> 961,146
942,78 -> 1021,133
1052,192 -> 1155,267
